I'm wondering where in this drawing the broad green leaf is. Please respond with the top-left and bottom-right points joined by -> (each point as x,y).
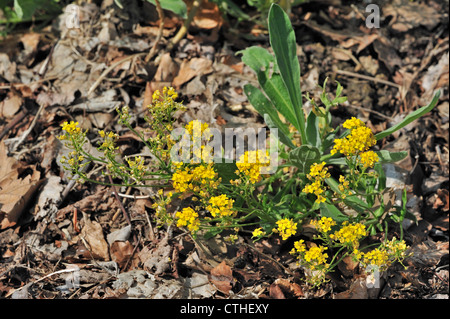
375,90 -> 441,141
305,110 -> 321,148
268,4 -> 306,143
243,84 -> 295,149
325,177 -> 370,214
146,0 -> 187,19
375,150 -> 408,163
14,0 -> 42,20
320,202 -> 347,223
240,47 -> 297,127
288,145 -> 320,173
264,114 -> 296,149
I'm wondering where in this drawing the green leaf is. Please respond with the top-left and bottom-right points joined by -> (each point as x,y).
240,47 -> 297,128
374,162 -> 386,191
264,114 -> 296,149
243,84 -> 295,149
325,177 -> 370,214
320,202 -> 347,223
288,145 -> 320,173
14,0 -> 40,20
375,150 -> 408,163
305,110 -> 321,148
268,4 -> 306,144
375,90 -> 441,141
146,0 -> 187,19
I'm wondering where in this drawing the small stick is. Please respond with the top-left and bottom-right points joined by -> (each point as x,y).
0,108 -> 28,140
145,0 -> 165,63
335,69 -> 400,89
9,102 -> 45,153
87,52 -> 146,96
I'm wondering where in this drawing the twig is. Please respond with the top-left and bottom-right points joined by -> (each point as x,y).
145,0 -> 165,63
335,69 -> 400,89
87,52 -> 146,96
6,268 -> 80,297
9,102 -> 45,153
0,108 -> 28,140
118,192 -> 151,199
345,103 -> 392,120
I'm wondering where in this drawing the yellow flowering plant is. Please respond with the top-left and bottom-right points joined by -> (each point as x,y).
57,4 -> 440,288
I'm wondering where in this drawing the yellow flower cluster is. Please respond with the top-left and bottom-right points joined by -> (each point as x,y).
126,155 -> 147,181
353,237 -> 409,270
342,117 -> 365,130
311,216 -> 336,233
329,221 -> 367,248
302,162 -> 330,203
152,189 -> 173,227
359,150 -> 379,169
173,120 -> 214,164
206,194 -> 235,218
176,207 -> 200,232
172,163 -> 220,195
331,118 -> 377,158
337,175 -> 353,199
60,150 -> 85,168
152,86 -> 178,102
61,121 -> 81,135
304,245 -> 329,268
98,130 -> 119,153
235,150 -> 270,184
361,248 -> 389,267
290,240 -> 329,272
274,218 -> 298,240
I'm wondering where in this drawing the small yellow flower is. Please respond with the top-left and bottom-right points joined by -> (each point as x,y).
176,207 -> 200,232
236,150 -> 270,184
61,121 -> 81,135
359,150 -> 379,169
206,194 -> 235,218
330,221 -> 367,248
275,218 -> 297,240
252,228 -> 265,238
342,117 -> 365,130
311,217 -> 336,233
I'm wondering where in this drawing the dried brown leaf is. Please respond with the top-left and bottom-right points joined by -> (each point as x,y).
81,218 -> 110,261
210,261 -> 233,295
172,58 -> 213,87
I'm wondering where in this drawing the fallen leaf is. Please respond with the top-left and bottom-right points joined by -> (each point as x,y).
0,93 -> 22,118
140,236 -> 172,275
433,189 -> 449,212
338,255 -> 360,277
33,175 -> 64,220
110,241 -> 134,268
0,142 -> 43,229
269,282 -> 285,299
172,57 -> 213,87
273,278 -> 303,298
209,261 -> 233,295
334,277 -> 369,299
432,215 -> 449,232
81,218 -> 110,261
